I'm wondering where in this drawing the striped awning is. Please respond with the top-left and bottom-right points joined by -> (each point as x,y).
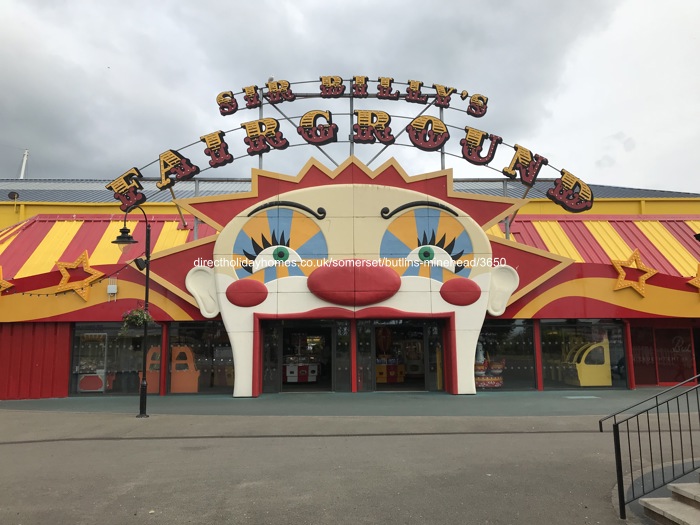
486,215 -> 700,277
2,213 -> 699,282
0,214 -> 217,280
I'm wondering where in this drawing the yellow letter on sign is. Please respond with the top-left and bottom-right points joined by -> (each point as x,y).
502,144 -> 549,187
240,118 -> 289,156
157,150 -> 200,190
353,110 -> 395,145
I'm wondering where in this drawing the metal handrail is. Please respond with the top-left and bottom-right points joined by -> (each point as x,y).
599,375 -> 700,519
599,372 -> 700,432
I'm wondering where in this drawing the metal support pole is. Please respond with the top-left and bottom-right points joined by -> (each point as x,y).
613,423 -> 627,519
137,208 -> 151,418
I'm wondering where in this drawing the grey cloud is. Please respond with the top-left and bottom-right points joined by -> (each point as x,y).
0,0 -> 640,184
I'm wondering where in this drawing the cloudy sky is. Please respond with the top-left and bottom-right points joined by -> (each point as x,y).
0,0 -> 698,195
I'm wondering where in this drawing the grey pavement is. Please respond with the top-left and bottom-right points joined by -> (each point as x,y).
0,389 -> 681,525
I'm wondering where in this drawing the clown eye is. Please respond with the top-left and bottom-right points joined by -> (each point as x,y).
406,245 -> 456,272
251,245 -> 302,274
418,246 -> 434,262
273,247 -> 289,262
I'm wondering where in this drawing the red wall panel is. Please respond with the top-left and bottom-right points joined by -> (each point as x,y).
0,323 -> 71,400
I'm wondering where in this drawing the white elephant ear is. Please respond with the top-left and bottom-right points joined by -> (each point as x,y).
185,266 -> 220,318
487,265 -> 519,316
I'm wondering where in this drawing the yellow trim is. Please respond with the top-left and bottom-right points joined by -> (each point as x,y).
635,220 -> 698,276
513,277 -> 700,318
584,221 -> 632,260
14,221 -> 83,278
485,224 -> 506,239
0,280 -> 193,322
532,221 -> 584,262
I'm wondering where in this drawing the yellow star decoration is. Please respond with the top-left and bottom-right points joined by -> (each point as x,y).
611,249 -> 658,297
0,266 -> 13,293
687,264 -> 700,293
56,250 -> 104,301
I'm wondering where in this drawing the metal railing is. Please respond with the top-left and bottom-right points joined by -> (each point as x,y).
599,374 -> 700,519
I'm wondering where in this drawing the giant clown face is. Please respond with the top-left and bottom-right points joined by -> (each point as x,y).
185,165 -> 520,397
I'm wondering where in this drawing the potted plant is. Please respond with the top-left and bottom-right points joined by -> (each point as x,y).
119,308 -> 153,337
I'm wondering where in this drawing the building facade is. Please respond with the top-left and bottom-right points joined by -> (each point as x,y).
1,158 -> 699,399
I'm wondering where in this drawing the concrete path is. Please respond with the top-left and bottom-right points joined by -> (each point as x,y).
0,390 -> 668,525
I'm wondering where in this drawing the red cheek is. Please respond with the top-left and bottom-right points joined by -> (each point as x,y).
439,278 -> 481,306
226,279 -> 268,307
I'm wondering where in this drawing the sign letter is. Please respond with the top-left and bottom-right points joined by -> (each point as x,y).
502,144 -> 548,187
377,77 -> 400,100
241,118 -> 289,155
200,131 -> 234,168
265,79 -> 296,104
353,110 -> 395,145
406,116 -> 450,151
461,127 -> 502,165
157,151 -> 200,190
406,80 -> 428,104
319,76 -> 346,98
106,168 -> 146,212
216,91 -> 239,116
297,110 -> 339,145
546,170 -> 594,213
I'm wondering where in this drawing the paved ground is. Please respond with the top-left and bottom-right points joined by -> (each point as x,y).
0,389 -> 681,525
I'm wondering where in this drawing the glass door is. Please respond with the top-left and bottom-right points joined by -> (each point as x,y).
333,321 -> 352,392
356,320 -> 375,392
425,320 -> 444,391
262,321 -> 282,393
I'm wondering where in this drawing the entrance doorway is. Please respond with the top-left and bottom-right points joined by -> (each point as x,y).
261,320 -> 351,393
356,319 -> 445,392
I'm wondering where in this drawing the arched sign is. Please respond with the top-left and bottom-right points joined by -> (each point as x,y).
106,76 -> 594,214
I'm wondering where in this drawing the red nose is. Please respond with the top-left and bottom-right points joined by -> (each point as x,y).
439,277 -> 481,306
307,260 -> 401,306
226,279 -> 268,307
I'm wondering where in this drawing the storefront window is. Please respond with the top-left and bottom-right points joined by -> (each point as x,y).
541,320 -> 626,389
477,320 -> 535,390
169,321 -> 232,394
655,328 -> 695,384
71,322 -> 161,394
631,327 -> 656,385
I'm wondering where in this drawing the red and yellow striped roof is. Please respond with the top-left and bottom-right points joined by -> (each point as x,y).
2,213 -> 699,283
486,215 -> 700,277
0,214 -> 217,280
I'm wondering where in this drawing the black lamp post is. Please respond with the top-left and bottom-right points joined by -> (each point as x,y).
112,206 -> 151,418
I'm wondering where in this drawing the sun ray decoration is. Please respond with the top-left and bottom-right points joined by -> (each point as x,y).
0,266 -> 13,293
56,250 -> 105,301
611,249 -> 658,297
687,264 -> 700,294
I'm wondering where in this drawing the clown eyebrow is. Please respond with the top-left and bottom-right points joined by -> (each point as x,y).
380,201 -> 458,219
247,200 -> 327,220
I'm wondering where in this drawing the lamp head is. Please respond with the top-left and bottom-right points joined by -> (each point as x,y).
112,226 -> 137,253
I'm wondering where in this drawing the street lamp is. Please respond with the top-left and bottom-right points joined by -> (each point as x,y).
112,206 -> 151,418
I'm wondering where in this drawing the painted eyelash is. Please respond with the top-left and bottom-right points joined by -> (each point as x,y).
241,231 -> 291,273
417,231 -> 464,261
